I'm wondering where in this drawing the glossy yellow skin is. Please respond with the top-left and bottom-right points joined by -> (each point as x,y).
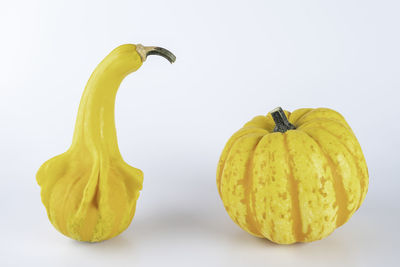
217,108 -> 368,244
37,44 -> 144,242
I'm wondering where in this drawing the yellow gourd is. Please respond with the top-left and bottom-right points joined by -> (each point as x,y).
37,44 -> 175,242
217,107 -> 368,244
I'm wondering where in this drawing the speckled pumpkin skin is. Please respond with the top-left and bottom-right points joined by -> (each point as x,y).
217,108 -> 368,244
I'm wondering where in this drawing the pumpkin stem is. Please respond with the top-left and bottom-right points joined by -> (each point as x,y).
136,44 -> 176,64
271,107 -> 296,133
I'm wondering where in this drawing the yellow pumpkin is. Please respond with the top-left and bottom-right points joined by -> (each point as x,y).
217,107 -> 368,244
36,44 -> 175,242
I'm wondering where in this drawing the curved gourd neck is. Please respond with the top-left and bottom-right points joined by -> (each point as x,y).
70,44 -> 143,156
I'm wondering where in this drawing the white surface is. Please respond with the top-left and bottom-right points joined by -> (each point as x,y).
1,0 -> 399,266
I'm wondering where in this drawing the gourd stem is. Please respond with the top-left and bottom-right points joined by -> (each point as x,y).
271,107 -> 296,133
136,44 -> 176,64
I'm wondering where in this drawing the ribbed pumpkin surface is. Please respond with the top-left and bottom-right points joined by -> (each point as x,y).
217,108 -> 368,244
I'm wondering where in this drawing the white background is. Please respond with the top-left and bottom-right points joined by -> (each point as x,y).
1,0 -> 399,266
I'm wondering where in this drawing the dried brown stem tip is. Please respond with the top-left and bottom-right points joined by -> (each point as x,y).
136,44 -> 176,64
